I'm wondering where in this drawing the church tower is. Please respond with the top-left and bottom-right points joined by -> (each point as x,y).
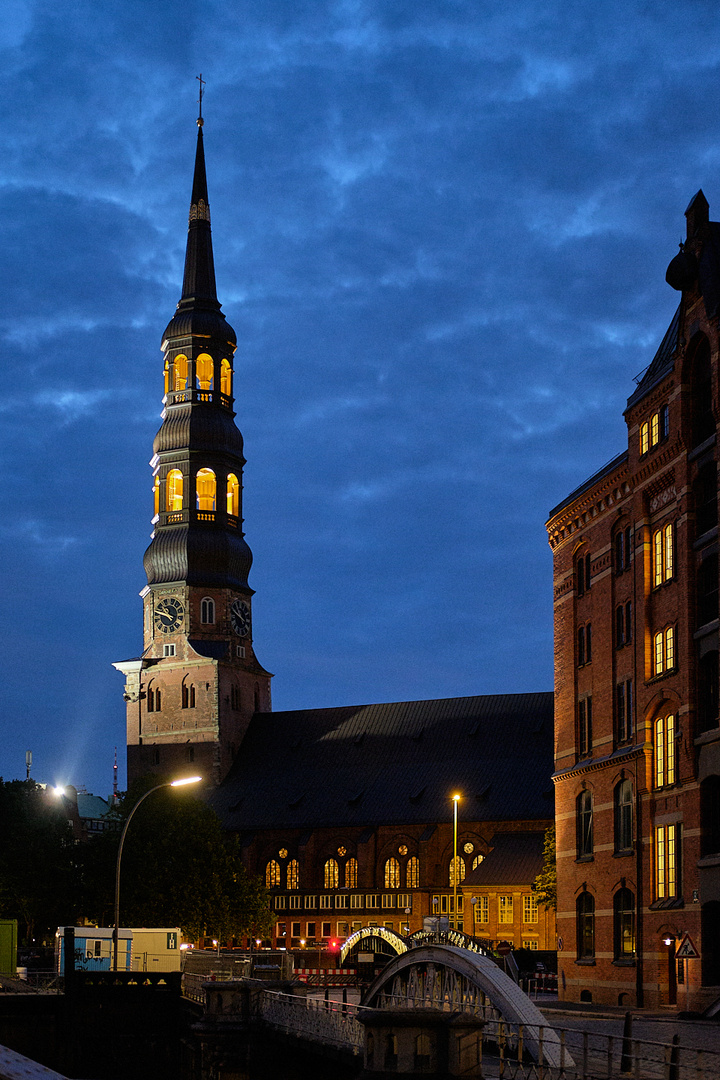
115,111 -> 272,787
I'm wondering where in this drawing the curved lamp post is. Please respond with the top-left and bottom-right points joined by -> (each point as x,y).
113,775 -> 202,971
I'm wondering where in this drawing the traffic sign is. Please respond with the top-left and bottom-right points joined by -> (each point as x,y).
497,940 -> 512,956
675,933 -> 700,959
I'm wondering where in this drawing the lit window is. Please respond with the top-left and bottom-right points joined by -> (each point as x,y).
449,856 -> 465,887
653,523 -> 674,587
577,789 -> 593,858
166,470 -> 183,512
523,895 -> 538,923
153,476 -> 160,517
195,352 -> 214,390
614,888 -> 635,958
324,859 -> 339,889
640,421 -> 650,455
200,597 -> 215,624
472,853 -> 484,870
196,468 -> 216,512
406,856 -> 419,889
173,354 -> 188,391
227,473 -> 240,517
651,411 -> 659,447
221,358 -> 232,397
384,858 -> 400,888
614,779 -> 633,852
498,896 -> 513,923
345,858 -> 357,889
266,860 -> 281,887
287,860 -> 299,890
656,823 -> 681,899
474,896 -> 489,922
655,713 -> 676,787
164,359 -> 171,395
653,626 -> 676,676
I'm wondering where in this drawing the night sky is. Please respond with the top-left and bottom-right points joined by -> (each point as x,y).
2,1 -> 719,796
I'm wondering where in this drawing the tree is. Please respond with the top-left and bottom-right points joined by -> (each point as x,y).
531,824 -> 556,911
0,779 -> 77,943
82,780 -> 272,940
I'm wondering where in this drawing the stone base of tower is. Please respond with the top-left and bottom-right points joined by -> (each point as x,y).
128,740 -> 221,789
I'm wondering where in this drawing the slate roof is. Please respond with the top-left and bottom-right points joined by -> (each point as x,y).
210,693 -> 554,832
625,303 -> 680,410
463,831 -> 545,886
76,793 -> 111,821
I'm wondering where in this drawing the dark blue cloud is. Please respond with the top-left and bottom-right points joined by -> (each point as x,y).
1,0 -> 719,792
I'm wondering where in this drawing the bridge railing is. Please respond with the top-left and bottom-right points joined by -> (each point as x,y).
257,989 -> 365,1054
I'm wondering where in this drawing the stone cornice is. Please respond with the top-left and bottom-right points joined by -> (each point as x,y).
547,462 -> 631,550
552,743 -> 644,784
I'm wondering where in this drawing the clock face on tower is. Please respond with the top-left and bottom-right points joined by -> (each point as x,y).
154,597 -> 185,634
230,598 -> 251,637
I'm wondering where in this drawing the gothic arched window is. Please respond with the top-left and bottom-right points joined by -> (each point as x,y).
196,352 -> 214,391
287,859 -> 299,890
384,858 -> 400,888
227,474 -> 240,517
345,858 -> 358,889
200,597 -> 215,624
406,856 -> 419,888
166,470 -> 183,512
449,856 -> 465,887
266,860 -> 281,888
196,468 -> 216,512
324,859 -> 339,888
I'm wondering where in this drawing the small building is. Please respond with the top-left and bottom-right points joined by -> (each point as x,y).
56,927 -> 131,973
460,831 -> 555,951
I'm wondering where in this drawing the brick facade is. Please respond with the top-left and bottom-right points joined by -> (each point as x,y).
547,191 -> 720,1009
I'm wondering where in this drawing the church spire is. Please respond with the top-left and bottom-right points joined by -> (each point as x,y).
179,120 -> 218,306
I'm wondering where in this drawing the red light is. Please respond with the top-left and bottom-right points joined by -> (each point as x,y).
330,940 -> 338,948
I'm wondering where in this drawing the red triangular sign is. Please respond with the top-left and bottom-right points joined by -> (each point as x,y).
675,933 -> 700,959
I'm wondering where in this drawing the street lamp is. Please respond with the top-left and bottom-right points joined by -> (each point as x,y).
113,775 -> 202,971
452,794 -> 461,931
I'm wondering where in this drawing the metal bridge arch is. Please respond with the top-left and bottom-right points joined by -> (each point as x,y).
339,925 -> 408,965
362,944 -> 568,1068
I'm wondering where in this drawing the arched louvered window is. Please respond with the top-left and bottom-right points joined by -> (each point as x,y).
200,597 -> 215,624
227,473 -> 240,517
196,352 -> 214,390
196,468 -> 216,512
166,470 -> 183,512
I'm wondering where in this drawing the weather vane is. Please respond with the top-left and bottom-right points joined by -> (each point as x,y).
196,73 -> 205,127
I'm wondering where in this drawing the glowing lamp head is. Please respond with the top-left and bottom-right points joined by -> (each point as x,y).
452,794 -> 461,802
171,775 -> 202,787
54,786 -> 65,797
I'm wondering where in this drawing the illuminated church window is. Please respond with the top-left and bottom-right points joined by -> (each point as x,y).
345,858 -> 358,888
406,856 -> 419,888
196,468 -> 216,511
287,859 -> 299,889
324,859 -> 339,888
196,352 -> 214,390
266,860 -> 281,887
166,470 -> 183,512
221,358 -> 232,396
449,856 -> 465,887
227,474 -> 240,516
173,354 -> 188,391
384,858 -> 400,888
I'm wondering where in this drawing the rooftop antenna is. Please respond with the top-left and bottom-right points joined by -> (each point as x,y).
25,750 -> 32,780
113,747 -> 118,803
196,73 -> 205,127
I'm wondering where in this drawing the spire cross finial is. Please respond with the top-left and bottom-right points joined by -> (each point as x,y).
196,73 -> 205,127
